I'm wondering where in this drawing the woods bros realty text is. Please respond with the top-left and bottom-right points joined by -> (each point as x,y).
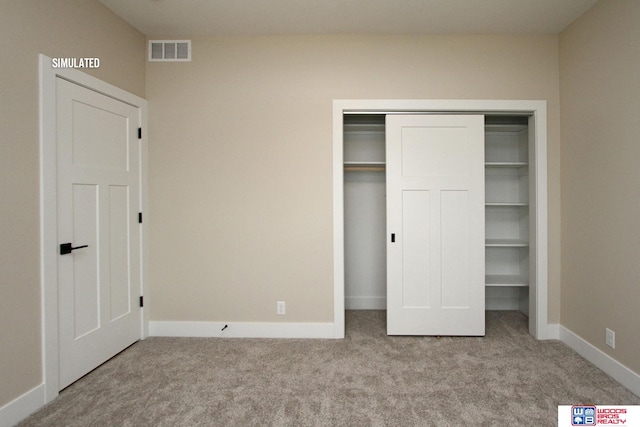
51,57 -> 100,68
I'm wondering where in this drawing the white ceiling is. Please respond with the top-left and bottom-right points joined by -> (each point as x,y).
98,0 -> 599,37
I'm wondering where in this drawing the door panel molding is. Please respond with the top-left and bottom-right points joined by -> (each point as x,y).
39,54 -> 148,403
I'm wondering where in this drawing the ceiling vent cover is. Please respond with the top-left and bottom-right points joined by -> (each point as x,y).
148,40 -> 191,62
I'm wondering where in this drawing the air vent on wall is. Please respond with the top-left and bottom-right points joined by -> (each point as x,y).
148,40 -> 191,62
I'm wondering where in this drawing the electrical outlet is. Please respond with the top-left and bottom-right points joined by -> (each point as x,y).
606,328 -> 615,349
277,301 -> 286,315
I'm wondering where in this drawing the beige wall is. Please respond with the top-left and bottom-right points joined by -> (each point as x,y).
147,35 -> 562,324
560,0 -> 640,374
0,0 -> 145,408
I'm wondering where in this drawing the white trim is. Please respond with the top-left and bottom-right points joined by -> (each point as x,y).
529,109 -> 549,339
39,54 -> 148,405
0,384 -> 44,427
150,321 -> 337,339
332,104 -> 346,339
333,99 -> 549,340
39,54 -> 60,404
560,326 -> 640,397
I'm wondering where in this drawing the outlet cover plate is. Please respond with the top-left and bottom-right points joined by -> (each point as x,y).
606,328 -> 615,349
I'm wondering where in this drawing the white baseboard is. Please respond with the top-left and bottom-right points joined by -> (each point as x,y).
485,297 -> 520,310
0,384 -> 44,427
345,296 -> 386,310
149,321 -> 337,339
560,325 -> 640,397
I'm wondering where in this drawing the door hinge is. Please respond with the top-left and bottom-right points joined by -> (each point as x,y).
139,296 -> 144,307
138,212 -> 143,224
138,127 -> 142,139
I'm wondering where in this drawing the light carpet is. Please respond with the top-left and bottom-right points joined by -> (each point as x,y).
19,311 -> 640,426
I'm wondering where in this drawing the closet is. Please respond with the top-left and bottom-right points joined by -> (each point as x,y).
343,113 -> 533,322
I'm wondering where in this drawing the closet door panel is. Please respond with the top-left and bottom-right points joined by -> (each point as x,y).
387,115 -> 484,336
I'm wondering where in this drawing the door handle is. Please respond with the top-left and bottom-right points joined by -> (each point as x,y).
60,243 -> 89,255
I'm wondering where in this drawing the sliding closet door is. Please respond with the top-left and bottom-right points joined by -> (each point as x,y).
386,115 -> 485,336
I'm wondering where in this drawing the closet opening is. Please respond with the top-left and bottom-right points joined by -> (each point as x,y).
344,114 -> 386,311
337,104 -> 547,339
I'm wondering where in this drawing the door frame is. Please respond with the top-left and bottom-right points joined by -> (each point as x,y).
39,54 -> 149,403
332,99 -> 548,339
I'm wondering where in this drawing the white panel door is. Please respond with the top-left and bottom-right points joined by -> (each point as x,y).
57,78 -> 141,388
386,115 -> 485,336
